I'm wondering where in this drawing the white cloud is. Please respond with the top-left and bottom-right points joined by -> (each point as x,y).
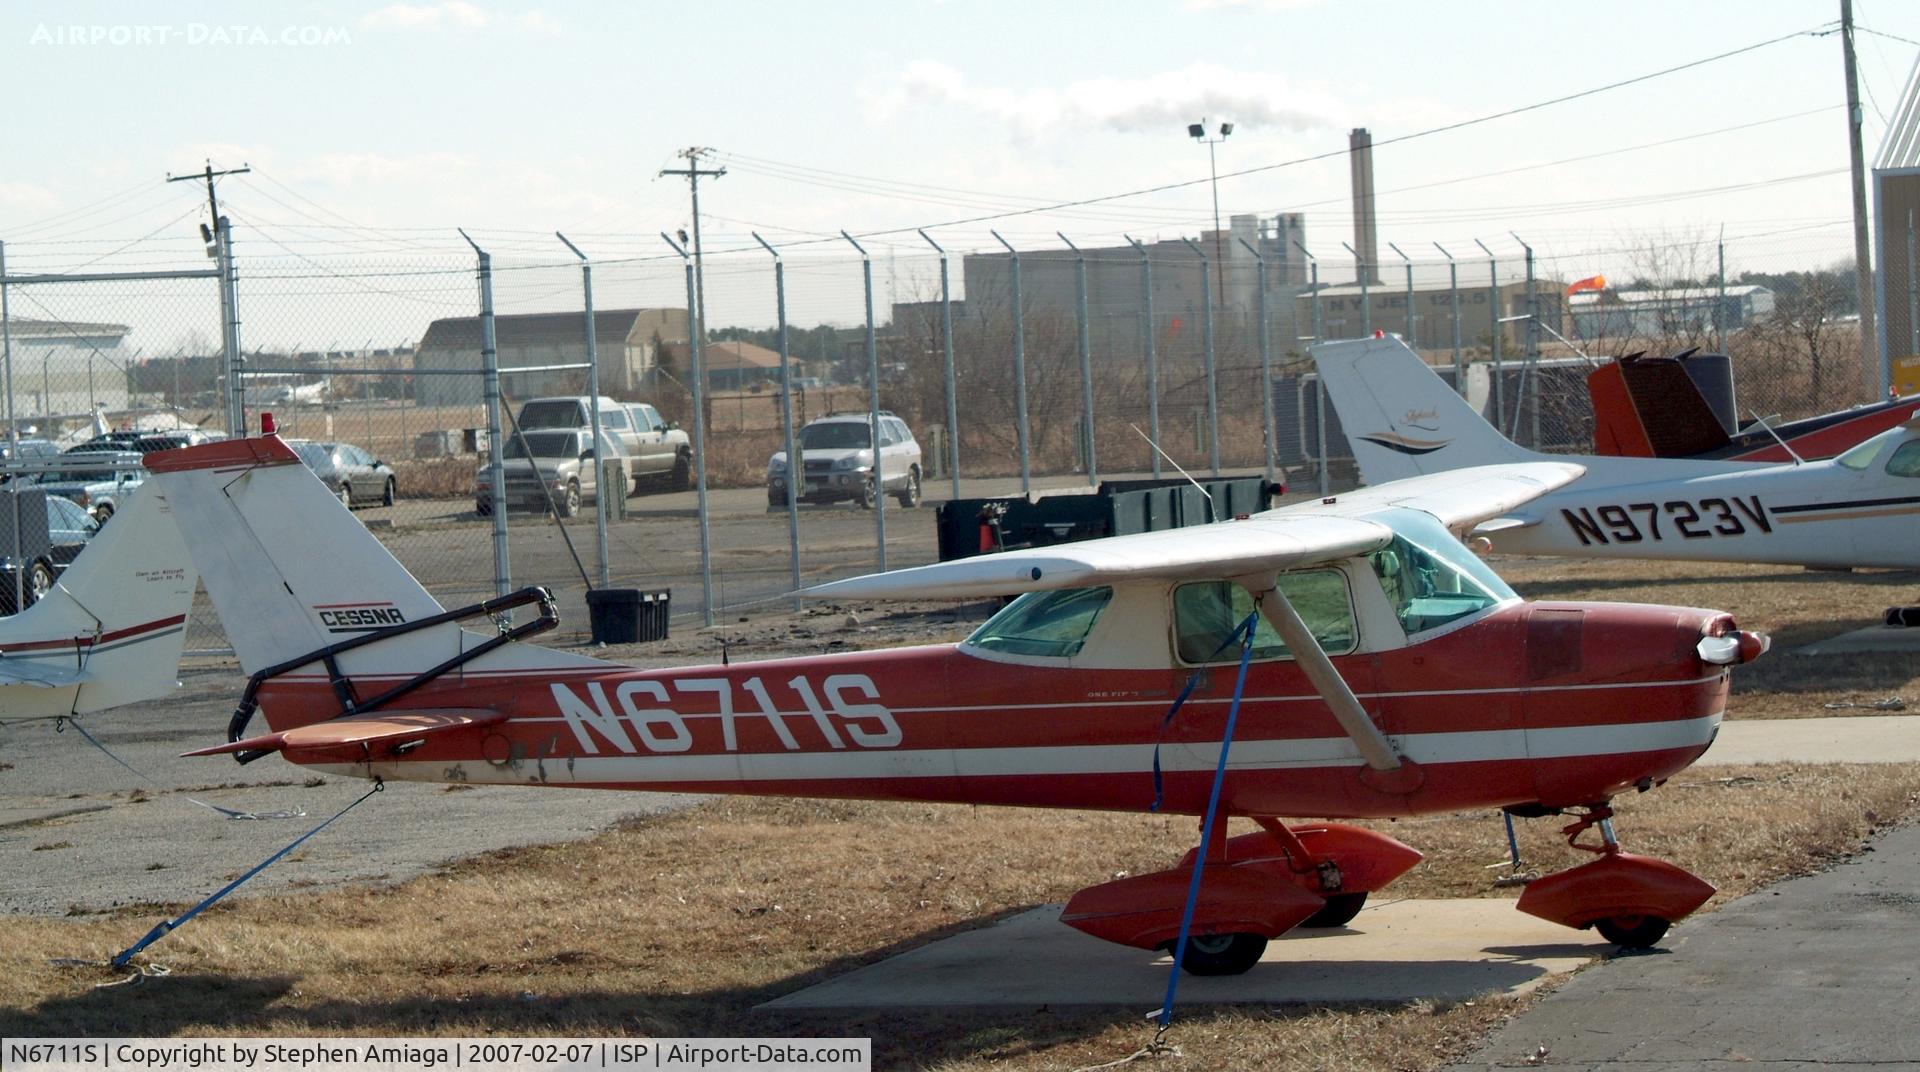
865,60 -> 1343,140
357,2 -> 559,33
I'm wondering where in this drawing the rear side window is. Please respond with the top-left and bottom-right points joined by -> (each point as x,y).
519,401 -> 584,429
600,407 -> 631,432
968,587 -> 1113,658
1885,440 -> 1920,478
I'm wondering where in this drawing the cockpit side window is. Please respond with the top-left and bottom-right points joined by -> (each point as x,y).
967,587 -> 1113,658
1172,569 -> 1355,665
1837,433 -> 1896,471
1367,531 -> 1508,635
1884,440 -> 1920,478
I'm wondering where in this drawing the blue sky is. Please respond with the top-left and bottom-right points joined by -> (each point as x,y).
4,1 -> 1920,338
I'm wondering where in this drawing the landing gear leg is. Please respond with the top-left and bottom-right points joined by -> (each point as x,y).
1515,802 -> 1713,949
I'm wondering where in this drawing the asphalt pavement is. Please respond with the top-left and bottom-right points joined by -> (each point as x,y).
1444,819 -> 1920,1070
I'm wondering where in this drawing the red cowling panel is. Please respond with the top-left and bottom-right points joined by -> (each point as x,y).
1061,865 -> 1326,951
1174,824 -> 1424,895
1516,851 -> 1715,930
1587,364 -> 1654,458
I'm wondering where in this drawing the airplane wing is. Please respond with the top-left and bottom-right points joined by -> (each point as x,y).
806,514 -> 1395,601
804,462 -> 1584,602
0,663 -> 88,688
1301,461 -> 1584,536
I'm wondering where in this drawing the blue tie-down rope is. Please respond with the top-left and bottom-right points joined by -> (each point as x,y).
1149,613 -> 1260,813
108,781 -> 383,969
1158,610 -> 1260,1030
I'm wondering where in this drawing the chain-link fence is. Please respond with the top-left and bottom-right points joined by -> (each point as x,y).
0,211 -> 1881,651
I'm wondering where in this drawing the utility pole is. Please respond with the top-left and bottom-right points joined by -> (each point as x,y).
168,160 -> 250,434
1841,0 -> 1881,397
659,147 -> 726,394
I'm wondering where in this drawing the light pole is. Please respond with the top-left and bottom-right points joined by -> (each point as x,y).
1189,118 -> 1233,302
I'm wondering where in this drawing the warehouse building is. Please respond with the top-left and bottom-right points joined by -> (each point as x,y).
412,307 -> 688,406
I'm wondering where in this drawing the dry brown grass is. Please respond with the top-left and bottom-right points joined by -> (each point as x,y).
1494,555 -> 1920,718
2,763 -> 1914,1069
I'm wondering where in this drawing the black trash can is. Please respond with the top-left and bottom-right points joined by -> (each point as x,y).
586,587 -> 670,644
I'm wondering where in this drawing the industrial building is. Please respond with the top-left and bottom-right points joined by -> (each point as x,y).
1568,286 -> 1775,342
1,316 -> 134,424
412,307 -> 688,406
1296,278 -> 1567,352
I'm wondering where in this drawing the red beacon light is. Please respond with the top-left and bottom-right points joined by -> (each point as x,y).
261,412 -> 277,435
1373,329 -> 1385,338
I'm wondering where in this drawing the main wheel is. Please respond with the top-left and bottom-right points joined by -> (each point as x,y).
670,452 -> 691,491
1595,914 -> 1670,948
93,502 -> 114,523
337,482 -> 353,509
556,480 -> 581,518
896,465 -> 922,508
855,476 -> 877,510
475,499 -> 492,517
1299,891 -> 1368,929
1172,932 -> 1267,976
26,560 -> 55,608
382,477 -> 397,507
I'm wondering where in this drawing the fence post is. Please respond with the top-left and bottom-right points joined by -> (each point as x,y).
0,238 -> 19,613
1237,238 -> 1275,488
459,229 -> 510,599
842,232 -> 887,572
1510,233 -> 1538,447
217,215 -> 246,436
1342,241 -> 1371,337
1435,242 -> 1463,397
991,230 -> 1031,496
1909,210 -> 1919,359
1717,228 -> 1728,353
754,234 -> 804,610
1475,238 -> 1502,431
662,231 -> 716,626
557,232 -> 610,589
1292,240 -> 1327,496
918,229 -> 962,500
1180,237 -> 1220,476
1128,236 -> 1161,478
1389,242 -> 1415,344
1059,233 -> 1098,486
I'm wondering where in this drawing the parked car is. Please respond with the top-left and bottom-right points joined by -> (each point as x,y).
0,439 -> 61,485
0,491 -> 96,614
291,440 -> 397,509
767,411 -> 922,509
474,428 -> 630,518
36,449 -> 145,522
515,396 -> 691,493
623,402 -> 692,491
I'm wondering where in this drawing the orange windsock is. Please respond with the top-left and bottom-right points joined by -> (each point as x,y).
1566,274 -> 1607,295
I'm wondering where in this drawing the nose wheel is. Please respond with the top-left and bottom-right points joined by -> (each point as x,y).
1514,803 -> 1715,949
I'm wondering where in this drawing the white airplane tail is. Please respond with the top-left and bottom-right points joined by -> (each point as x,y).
0,484 -> 196,713
1312,335 -> 1533,484
144,433 -> 607,685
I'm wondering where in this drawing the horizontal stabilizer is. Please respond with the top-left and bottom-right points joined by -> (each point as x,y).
184,709 -> 507,764
1320,462 -> 1583,535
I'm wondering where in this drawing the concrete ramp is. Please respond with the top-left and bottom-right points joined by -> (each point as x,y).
762,899 -> 1601,1010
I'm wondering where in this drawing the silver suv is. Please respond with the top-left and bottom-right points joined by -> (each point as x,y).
768,411 -> 922,509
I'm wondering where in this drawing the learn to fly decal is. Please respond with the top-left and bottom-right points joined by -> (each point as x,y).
1314,334 -> 1920,571
146,424 -> 1766,977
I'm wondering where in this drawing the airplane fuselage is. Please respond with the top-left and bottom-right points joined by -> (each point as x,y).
1493,455 -> 1920,569
254,600 -> 1730,821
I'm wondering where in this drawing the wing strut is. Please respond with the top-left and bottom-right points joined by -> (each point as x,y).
1244,580 -> 1420,790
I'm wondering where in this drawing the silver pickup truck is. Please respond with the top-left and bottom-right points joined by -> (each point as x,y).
516,396 -> 692,493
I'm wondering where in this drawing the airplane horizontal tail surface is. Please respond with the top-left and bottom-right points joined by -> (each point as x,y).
0,484 -> 196,712
145,436 -> 461,678
1312,336 -> 1533,484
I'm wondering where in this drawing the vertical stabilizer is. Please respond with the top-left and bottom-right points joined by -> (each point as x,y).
1312,335 -> 1532,484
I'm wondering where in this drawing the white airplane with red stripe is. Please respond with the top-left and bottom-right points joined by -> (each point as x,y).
0,484 -> 196,719
149,424 -> 1766,976
1316,334 -> 1920,569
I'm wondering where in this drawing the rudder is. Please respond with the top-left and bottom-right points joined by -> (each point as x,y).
1312,335 -> 1532,484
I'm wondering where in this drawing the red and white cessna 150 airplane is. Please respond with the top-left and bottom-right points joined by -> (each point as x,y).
149,426 -> 1766,975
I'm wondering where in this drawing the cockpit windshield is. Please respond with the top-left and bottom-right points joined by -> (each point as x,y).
1366,508 -> 1515,635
